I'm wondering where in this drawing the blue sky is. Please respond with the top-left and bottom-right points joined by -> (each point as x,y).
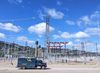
0,0 -> 100,51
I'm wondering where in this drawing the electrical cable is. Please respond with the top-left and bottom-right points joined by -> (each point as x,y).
0,17 -> 35,22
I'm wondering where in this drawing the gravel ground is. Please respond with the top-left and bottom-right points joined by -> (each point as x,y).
0,67 -> 100,73
0,60 -> 100,73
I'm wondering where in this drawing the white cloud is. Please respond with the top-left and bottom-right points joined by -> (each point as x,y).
38,8 -> 64,20
67,10 -> 100,26
53,31 -> 89,39
79,16 -> 91,25
46,8 -> 64,19
66,16 -> 91,26
76,16 -> 91,26
85,27 -> 100,36
66,20 -> 75,25
60,32 -> 71,38
79,11 -> 100,26
67,41 -> 73,45
0,23 -> 21,32
53,32 -> 71,39
91,11 -> 100,20
17,36 -> 34,44
0,33 -> 6,38
80,16 -> 90,22
73,31 -> 90,38
28,22 -> 55,36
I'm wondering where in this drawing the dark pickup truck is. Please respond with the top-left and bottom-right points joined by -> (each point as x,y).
17,58 -> 47,69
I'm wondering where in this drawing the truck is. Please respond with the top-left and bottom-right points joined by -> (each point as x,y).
17,58 -> 47,69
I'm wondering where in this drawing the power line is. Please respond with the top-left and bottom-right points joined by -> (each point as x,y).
0,17 -> 35,22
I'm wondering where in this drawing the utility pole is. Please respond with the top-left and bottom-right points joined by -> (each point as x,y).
35,41 -> 39,59
72,45 -> 75,62
25,41 -> 28,57
4,41 -> 6,61
96,43 -> 98,60
81,42 -> 86,64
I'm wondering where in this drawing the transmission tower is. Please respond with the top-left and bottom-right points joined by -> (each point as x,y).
44,15 -> 50,59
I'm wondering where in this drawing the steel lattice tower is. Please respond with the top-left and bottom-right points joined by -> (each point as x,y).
44,15 -> 50,59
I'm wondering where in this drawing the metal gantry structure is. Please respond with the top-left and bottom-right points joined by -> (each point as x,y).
43,15 -> 100,63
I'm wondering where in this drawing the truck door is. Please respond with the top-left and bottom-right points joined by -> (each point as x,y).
27,58 -> 35,68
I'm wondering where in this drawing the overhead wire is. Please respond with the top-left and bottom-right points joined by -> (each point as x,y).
0,17 -> 35,22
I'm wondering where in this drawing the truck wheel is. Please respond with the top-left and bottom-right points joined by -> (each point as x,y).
43,66 -> 46,69
21,66 -> 25,69
44,66 -> 46,69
